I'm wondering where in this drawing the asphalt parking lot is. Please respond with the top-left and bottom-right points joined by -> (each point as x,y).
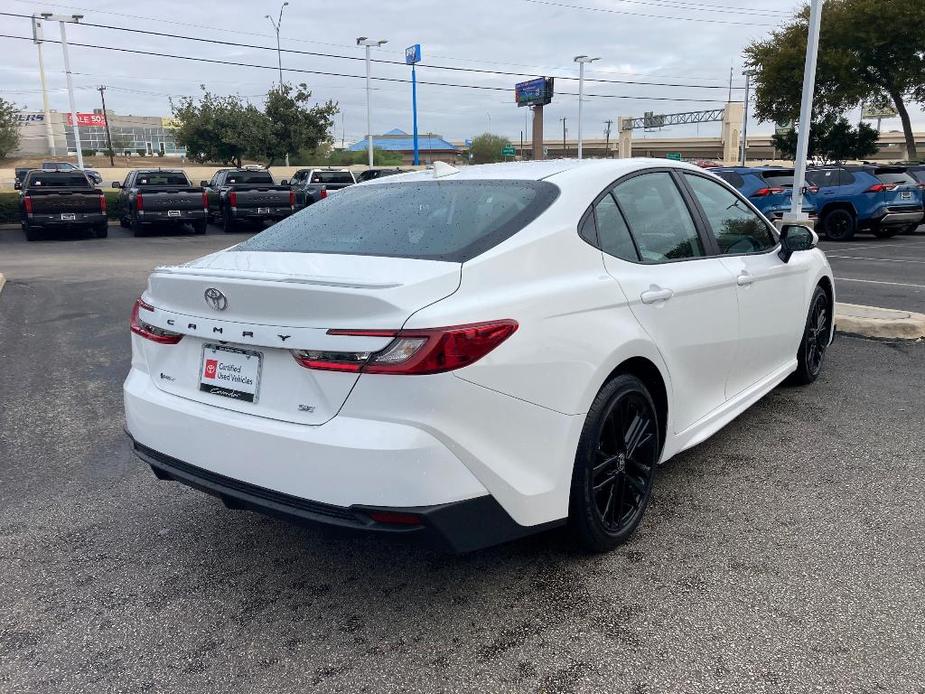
1,225 -> 924,693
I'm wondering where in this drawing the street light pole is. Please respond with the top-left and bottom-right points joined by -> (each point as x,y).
265,2 -> 289,165
43,13 -> 84,169
787,0 -> 824,222
741,70 -> 753,166
31,15 -> 56,156
357,37 -> 388,168
574,55 -> 599,160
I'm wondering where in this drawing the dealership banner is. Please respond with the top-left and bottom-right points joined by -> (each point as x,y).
66,112 -> 107,127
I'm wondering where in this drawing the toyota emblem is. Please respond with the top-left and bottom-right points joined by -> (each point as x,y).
203,287 -> 228,311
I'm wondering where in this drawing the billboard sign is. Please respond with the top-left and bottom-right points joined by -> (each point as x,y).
643,111 -> 665,130
515,77 -> 554,107
16,113 -> 46,123
405,44 -> 421,65
862,104 -> 897,120
66,112 -> 106,127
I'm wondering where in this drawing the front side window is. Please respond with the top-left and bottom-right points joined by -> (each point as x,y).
236,180 -> 560,262
612,172 -> 704,263
684,173 -> 777,254
594,193 -> 638,261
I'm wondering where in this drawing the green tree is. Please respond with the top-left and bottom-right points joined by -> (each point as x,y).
772,115 -> 879,163
170,88 -> 267,167
470,133 -> 511,164
261,83 -> 338,167
0,97 -> 21,159
745,0 -> 925,159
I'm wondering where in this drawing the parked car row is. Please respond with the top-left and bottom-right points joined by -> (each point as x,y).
15,161 -> 103,187
708,164 -> 925,240
17,165 -> 408,241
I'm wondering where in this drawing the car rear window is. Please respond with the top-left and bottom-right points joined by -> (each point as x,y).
761,171 -> 795,187
714,171 -> 744,189
136,173 -> 190,186
907,169 -> 925,184
225,171 -> 274,184
235,180 -> 560,262
875,170 -> 916,185
27,173 -> 91,187
311,172 -> 354,184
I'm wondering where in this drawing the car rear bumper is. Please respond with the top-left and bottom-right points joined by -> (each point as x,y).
138,209 -> 207,223
26,212 -> 106,227
877,209 -> 924,226
231,207 -> 293,220
129,438 -> 553,552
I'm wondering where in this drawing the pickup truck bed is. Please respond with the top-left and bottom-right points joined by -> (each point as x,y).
19,171 -> 108,241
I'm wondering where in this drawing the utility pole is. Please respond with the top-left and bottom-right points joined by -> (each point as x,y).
43,13 -> 84,169
728,65 -> 733,104
574,55 -> 599,160
31,16 -> 56,156
787,0 -> 824,222
98,86 -> 114,166
487,112 -> 492,134
357,37 -> 388,168
603,119 -> 613,158
560,117 -> 567,158
741,70 -> 753,166
265,2 -> 289,166
405,44 -> 422,166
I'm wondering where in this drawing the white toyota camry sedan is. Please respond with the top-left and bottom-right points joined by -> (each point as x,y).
124,158 -> 834,553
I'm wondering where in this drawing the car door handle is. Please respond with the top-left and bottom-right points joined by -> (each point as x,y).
640,286 -> 674,304
736,271 -> 753,287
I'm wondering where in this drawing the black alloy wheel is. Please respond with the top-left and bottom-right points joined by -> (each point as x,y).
823,209 -> 855,241
570,374 -> 660,552
222,207 -> 236,233
792,285 -> 830,385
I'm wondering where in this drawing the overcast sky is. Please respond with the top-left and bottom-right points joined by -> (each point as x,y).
4,0 -> 924,145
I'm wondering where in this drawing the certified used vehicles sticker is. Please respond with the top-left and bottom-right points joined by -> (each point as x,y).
199,344 -> 262,403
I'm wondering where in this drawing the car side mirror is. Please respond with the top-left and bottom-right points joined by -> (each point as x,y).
200,180 -> 209,187
14,181 -> 21,190
778,224 -> 818,263
280,179 -> 288,186
112,181 -> 121,189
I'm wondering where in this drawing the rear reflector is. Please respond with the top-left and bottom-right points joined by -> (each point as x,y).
130,298 -> 183,344
292,320 -> 518,375
366,511 -> 423,526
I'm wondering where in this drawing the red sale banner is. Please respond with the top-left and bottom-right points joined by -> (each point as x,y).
66,112 -> 106,127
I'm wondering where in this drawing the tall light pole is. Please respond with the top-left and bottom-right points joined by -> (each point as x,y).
574,55 -> 599,160
741,69 -> 754,166
31,15 -> 56,156
43,13 -> 84,169
487,112 -> 492,134
787,0 -> 824,222
357,37 -> 387,168
266,2 -> 289,165
405,44 -> 422,166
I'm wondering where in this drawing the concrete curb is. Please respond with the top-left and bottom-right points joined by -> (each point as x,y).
835,302 -> 925,340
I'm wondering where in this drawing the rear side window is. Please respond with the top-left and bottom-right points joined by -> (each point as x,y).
311,172 -> 354,184
908,169 -> 925,184
235,180 -> 560,262
136,173 -> 190,186
27,173 -> 90,187
594,193 -> 638,262
612,172 -> 704,263
806,170 -> 841,188
761,171 -> 795,187
714,171 -> 744,189
684,173 -> 777,254
225,172 -> 274,184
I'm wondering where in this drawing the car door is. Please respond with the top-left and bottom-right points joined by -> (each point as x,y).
597,170 -> 740,434
119,172 -> 133,219
681,172 -> 808,396
207,173 -> 223,214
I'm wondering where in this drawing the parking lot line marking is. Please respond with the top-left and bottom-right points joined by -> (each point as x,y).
837,277 -> 925,289
826,254 -> 925,264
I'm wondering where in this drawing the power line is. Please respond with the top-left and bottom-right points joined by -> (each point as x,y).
0,12 -> 745,91
584,0 -> 787,17
519,0 -> 776,26
0,33 -> 735,104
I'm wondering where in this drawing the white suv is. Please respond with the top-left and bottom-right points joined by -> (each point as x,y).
124,159 -> 834,553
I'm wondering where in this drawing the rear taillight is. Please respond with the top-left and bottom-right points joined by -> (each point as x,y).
23,195 -> 33,214
320,188 -> 328,200
135,192 -> 144,211
866,183 -> 897,193
917,183 -> 925,191
99,194 -> 106,213
289,189 -> 295,208
806,185 -> 819,193
130,298 -> 183,344
751,187 -> 784,197
202,191 -> 208,210
292,320 -> 518,375
229,191 -> 238,207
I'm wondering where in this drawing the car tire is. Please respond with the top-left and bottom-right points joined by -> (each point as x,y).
822,209 -> 856,241
569,374 -> 660,553
93,222 -> 109,239
119,216 -> 129,228
222,208 -> 236,233
130,215 -> 145,237
791,285 -> 830,386
192,219 -> 208,235
23,222 -> 41,242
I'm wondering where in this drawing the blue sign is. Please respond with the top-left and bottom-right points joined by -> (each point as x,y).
405,44 -> 421,65
465,139 -> 473,147
515,77 -> 554,107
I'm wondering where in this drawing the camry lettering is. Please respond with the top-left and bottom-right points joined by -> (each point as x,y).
243,331 -> 254,338
188,323 -> 197,330
278,334 -> 291,342
213,327 -> 223,334
166,319 -> 175,326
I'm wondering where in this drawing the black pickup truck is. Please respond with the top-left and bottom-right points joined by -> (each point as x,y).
114,169 -> 208,236
288,168 -> 355,210
203,169 -> 294,232
15,161 -> 103,187
18,170 -> 108,241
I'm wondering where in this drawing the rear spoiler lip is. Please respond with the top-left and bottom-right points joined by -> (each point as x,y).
151,264 -> 403,290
